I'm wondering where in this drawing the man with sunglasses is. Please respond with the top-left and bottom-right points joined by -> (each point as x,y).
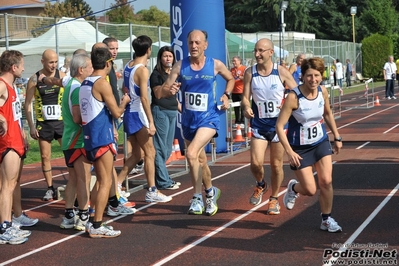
241,38 -> 297,215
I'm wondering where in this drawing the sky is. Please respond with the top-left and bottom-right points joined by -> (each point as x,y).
84,0 -> 170,15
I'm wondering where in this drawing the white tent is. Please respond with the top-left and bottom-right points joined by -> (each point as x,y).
0,17 -> 131,55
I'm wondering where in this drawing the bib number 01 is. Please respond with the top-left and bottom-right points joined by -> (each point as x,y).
42,105 -> 61,120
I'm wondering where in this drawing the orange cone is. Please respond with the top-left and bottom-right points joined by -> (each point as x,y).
173,139 -> 184,159
247,125 -> 253,139
166,143 -> 176,164
375,95 -> 381,106
234,125 -> 245,142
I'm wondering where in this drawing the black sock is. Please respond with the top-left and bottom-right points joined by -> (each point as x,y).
108,195 -> 119,208
292,184 -> 297,194
257,180 -> 266,188
65,209 -> 75,219
322,213 -> 331,220
137,159 -> 144,165
93,221 -> 102,229
88,216 -> 94,223
74,199 -> 79,208
78,210 -> 89,221
48,185 -> 55,191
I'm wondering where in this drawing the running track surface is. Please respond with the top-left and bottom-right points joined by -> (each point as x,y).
2,85 -> 399,266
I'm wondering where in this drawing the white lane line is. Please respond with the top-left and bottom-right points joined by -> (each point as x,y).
383,124 -> 399,134
152,189 -> 287,266
152,163 -> 325,266
1,164 -> 250,265
356,141 -> 370,149
323,183 -> 399,266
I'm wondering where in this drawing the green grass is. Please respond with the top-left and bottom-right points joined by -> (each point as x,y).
24,127 -> 126,165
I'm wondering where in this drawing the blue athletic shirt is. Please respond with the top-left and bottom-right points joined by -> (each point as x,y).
180,56 -> 219,130
287,86 -> 327,147
79,76 -> 114,151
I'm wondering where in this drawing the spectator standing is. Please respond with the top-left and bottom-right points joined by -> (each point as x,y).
25,49 -> 66,201
345,59 -> 352,87
383,56 -> 397,99
335,59 -> 343,89
230,56 -> 246,127
289,53 -> 305,85
150,46 -> 181,190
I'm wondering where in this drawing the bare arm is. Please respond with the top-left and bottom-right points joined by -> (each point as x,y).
38,73 -> 63,87
72,105 -> 82,124
275,91 -> 303,167
215,59 -> 235,110
159,61 -> 182,99
279,65 -> 297,90
320,86 -> 342,154
94,78 -> 129,119
136,66 -> 156,135
24,74 -> 39,139
241,67 -> 254,119
289,63 -> 296,74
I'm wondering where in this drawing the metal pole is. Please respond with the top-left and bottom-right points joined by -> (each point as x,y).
281,9 -> 285,61
95,21 -> 99,42
129,22 -> 133,59
54,17 -> 59,57
4,13 -> 9,49
352,14 -> 355,43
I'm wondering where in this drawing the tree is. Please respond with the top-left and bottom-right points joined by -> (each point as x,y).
106,0 -> 135,23
362,33 -> 393,78
39,0 -> 94,20
64,0 -> 94,20
135,6 -> 169,27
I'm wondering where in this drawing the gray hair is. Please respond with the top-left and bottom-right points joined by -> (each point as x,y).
70,54 -> 90,77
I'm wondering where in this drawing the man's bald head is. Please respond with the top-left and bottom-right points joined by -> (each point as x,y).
42,49 -> 57,60
256,38 -> 274,50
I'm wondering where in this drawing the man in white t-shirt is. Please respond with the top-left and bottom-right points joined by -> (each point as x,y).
335,59 -> 343,88
383,55 -> 397,99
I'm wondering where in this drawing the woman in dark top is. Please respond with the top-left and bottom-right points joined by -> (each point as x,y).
150,46 -> 181,190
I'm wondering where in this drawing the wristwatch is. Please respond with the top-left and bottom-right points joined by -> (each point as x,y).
224,92 -> 231,99
334,136 -> 342,142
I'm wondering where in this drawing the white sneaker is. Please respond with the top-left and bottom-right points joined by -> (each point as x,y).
130,163 -> 144,175
0,226 -> 28,245
11,224 -> 31,238
12,213 -> 39,227
320,217 -> 342,233
43,188 -> 56,201
205,187 -> 221,216
107,203 -> 137,216
89,224 -> 121,238
392,96 -> 397,99
387,96 -> 392,100
188,197 -> 204,215
118,184 -> 130,198
145,189 -> 172,203
283,179 -> 299,210
60,216 -> 75,229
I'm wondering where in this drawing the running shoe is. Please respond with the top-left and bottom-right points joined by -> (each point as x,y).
0,227 -> 28,245
164,183 -> 180,190
283,179 -> 299,210
12,213 -> 39,227
320,217 -> 342,233
145,190 -> 172,203
130,163 -> 144,175
249,184 -> 268,205
205,187 -> 221,216
107,203 -> 137,217
118,183 -> 130,198
60,216 -> 75,229
89,224 -> 121,238
172,181 -> 181,186
11,224 -> 31,238
43,188 -> 56,201
74,217 -> 87,231
266,199 -> 280,215
188,197 -> 204,215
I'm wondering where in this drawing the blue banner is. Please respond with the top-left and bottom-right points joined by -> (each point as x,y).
170,0 -> 228,153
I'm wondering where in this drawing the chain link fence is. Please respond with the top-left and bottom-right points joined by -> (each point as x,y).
0,13 -> 362,82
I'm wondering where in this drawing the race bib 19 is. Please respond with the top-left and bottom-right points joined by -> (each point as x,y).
300,121 -> 323,145
257,100 -> 280,118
